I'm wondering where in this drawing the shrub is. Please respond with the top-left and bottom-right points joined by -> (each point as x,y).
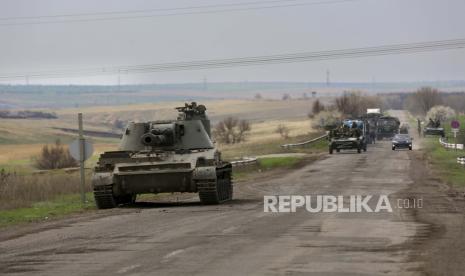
309,99 -> 325,117
312,110 -> 342,130
275,124 -> 290,139
426,105 -> 456,123
34,139 -> 78,170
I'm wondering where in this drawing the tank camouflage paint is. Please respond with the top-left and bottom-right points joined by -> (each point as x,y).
92,102 -> 232,209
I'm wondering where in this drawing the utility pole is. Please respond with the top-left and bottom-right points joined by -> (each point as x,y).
78,113 -> 86,204
326,70 -> 330,87
117,69 -> 121,91
203,76 -> 208,91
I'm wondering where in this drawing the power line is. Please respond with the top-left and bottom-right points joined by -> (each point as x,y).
1,38 -> 464,80
0,0 -> 363,26
0,0 -> 357,21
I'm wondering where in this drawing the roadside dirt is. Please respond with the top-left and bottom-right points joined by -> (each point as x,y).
403,150 -> 465,276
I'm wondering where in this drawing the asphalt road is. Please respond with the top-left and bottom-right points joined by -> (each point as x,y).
0,111 -> 462,275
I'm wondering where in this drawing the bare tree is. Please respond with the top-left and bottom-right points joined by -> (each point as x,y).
275,124 -> 290,139
443,94 -> 465,112
213,117 -> 252,144
405,87 -> 443,115
334,91 -> 383,118
236,120 -> 251,143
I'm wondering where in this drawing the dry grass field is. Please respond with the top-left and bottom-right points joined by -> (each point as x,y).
56,98 -> 318,124
0,98 -> 318,170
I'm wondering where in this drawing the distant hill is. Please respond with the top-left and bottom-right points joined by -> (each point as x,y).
1,81 -> 464,109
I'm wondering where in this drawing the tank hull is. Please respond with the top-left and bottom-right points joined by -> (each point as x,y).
92,151 -> 233,208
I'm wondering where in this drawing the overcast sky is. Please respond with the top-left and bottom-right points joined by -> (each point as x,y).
0,0 -> 464,85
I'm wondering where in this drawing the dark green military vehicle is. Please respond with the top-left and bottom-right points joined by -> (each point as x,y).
328,119 -> 367,154
423,118 -> 445,137
92,102 -> 232,209
376,116 -> 400,140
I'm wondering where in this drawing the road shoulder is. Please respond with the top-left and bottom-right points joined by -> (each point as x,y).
405,150 -> 465,275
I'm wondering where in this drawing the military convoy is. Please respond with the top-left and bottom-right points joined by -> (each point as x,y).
328,119 -> 367,154
92,102 -> 233,209
327,108 -> 406,154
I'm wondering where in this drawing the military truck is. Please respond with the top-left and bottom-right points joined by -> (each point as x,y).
92,102 -> 233,209
328,119 -> 367,154
376,116 -> 400,140
423,118 -> 445,137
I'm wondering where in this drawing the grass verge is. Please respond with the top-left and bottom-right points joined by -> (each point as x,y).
258,156 -> 302,169
0,193 -> 95,227
424,137 -> 465,189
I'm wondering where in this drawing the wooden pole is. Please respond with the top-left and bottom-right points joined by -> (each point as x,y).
78,113 -> 86,204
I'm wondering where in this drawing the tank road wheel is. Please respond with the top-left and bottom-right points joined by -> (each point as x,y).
93,184 -> 117,209
198,168 -> 233,205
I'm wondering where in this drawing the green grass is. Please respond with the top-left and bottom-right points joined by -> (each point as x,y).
424,137 -> 465,188
258,156 -> 301,169
0,159 -> 36,175
0,193 -> 95,227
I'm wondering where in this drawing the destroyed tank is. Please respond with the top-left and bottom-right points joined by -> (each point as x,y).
92,102 -> 233,209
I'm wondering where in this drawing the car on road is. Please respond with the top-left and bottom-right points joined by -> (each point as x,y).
391,134 -> 413,150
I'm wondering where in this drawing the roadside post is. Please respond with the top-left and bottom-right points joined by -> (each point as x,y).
69,113 -> 94,205
451,120 -> 460,152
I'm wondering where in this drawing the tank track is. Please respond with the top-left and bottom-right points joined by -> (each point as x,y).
93,184 -> 117,209
198,166 -> 233,204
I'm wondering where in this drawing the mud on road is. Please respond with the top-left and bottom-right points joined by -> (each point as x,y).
1,113 -> 465,275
